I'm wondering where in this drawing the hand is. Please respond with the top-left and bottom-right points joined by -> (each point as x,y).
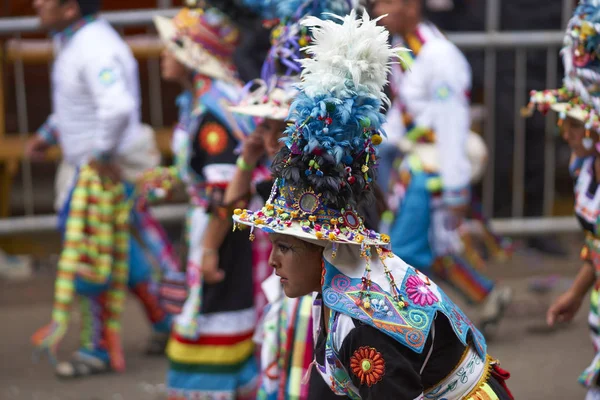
25,135 -> 51,162
446,204 -> 468,230
201,249 -> 225,284
241,131 -> 266,168
547,289 -> 585,327
89,159 -> 121,182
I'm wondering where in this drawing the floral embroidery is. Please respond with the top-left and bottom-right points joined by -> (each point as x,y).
199,122 -> 228,155
350,346 -> 385,387
405,275 -> 438,306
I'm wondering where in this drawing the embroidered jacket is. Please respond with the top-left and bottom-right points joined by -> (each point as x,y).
308,244 -> 500,400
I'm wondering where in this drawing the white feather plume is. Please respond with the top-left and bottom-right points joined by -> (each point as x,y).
298,10 -> 409,102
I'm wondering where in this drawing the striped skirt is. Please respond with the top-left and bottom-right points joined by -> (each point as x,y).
167,307 -> 258,399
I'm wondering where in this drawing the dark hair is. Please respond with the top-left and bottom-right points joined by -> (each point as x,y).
270,146 -> 377,212
61,0 -> 102,16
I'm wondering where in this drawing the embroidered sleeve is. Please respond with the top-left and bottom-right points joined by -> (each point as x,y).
338,324 -> 424,399
83,53 -> 136,159
37,114 -> 59,145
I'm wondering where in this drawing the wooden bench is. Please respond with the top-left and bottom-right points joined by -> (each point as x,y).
0,35 -> 172,217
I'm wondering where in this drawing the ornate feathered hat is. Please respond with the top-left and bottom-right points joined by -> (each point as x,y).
233,11 -> 406,247
524,0 -> 600,144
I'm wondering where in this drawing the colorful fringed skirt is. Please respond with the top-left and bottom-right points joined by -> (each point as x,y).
166,208 -> 258,399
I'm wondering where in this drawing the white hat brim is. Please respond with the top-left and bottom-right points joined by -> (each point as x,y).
228,103 -> 290,120
550,102 -> 588,121
153,15 -> 235,82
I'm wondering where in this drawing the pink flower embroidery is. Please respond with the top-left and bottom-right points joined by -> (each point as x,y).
405,275 -> 438,306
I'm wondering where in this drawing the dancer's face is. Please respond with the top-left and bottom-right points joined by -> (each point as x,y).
256,119 -> 286,158
370,0 -> 421,36
561,116 -> 598,157
33,0 -> 79,31
268,234 -> 323,298
160,49 -> 189,84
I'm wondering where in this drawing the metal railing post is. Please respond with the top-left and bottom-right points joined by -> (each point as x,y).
14,33 -> 35,216
147,26 -> 164,128
482,0 -> 500,217
512,48 -> 527,218
562,0 -> 573,28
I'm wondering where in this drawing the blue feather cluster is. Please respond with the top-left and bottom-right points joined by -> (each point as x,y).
269,81 -> 386,209
285,89 -> 385,164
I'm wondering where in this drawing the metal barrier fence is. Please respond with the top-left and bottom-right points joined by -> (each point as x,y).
0,2 -> 581,236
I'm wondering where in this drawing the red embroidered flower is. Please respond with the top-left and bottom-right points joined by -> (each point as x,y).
350,346 -> 385,387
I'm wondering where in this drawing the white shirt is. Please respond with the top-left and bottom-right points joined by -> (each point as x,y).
51,18 -> 141,166
385,22 -> 472,199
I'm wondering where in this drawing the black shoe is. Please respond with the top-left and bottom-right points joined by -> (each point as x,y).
144,332 -> 169,356
527,235 -> 569,258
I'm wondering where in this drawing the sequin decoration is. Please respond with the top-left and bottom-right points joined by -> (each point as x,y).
350,346 -> 385,387
199,122 -> 228,155
298,192 -> 320,214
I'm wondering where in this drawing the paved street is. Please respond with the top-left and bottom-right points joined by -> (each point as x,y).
0,234 -> 593,399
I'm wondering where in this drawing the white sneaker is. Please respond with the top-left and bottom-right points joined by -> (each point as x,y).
0,249 -> 33,281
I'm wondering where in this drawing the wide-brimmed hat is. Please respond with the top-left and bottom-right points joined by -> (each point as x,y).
154,7 -> 239,82
228,76 -> 299,120
233,12 -> 406,247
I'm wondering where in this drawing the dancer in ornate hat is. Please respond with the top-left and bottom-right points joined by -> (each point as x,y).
233,11 -> 514,399
368,0 -> 513,337
526,1 -> 600,398
27,0 -> 176,378
153,3 -> 259,398
227,3 -> 361,398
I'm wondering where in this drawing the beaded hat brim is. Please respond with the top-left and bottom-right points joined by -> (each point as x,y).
232,183 -> 390,247
154,15 -> 236,83
233,213 -> 389,246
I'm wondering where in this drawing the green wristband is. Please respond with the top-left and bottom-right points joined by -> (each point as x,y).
236,156 -> 255,172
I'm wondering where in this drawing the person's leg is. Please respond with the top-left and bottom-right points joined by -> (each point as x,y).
128,235 -> 173,355
54,280 -> 112,378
